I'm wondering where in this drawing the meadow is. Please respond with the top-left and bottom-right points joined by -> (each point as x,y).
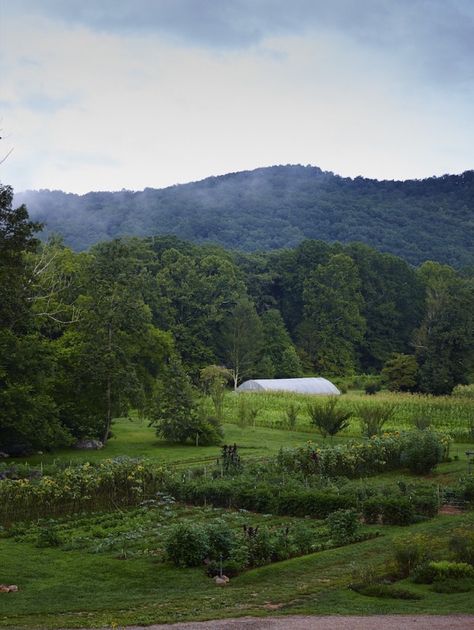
1,387 -> 474,629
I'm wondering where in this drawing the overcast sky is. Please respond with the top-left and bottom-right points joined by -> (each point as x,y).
1,0 -> 473,193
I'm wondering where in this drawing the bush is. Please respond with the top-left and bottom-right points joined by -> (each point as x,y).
351,583 -> 422,600
364,382 -> 381,396
307,397 -> 352,439
284,403 -> 299,430
431,578 -> 474,593
412,492 -> 439,518
206,520 -> 237,560
357,403 -> 396,437
165,522 -> 210,567
449,528 -> 474,565
362,498 -> 381,524
326,509 -> 359,544
35,526 -> 62,548
393,535 -> 431,576
429,560 -> 474,580
412,561 -> 438,584
381,497 -> 415,525
400,430 -> 444,474
245,527 -> 274,567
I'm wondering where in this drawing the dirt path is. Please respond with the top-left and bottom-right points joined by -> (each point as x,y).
97,615 -> 474,630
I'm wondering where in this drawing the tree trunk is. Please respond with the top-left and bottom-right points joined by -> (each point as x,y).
103,323 -> 113,444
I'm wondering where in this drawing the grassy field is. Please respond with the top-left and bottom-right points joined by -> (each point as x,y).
222,389 -> 474,441
1,389 -> 474,629
1,512 -> 473,629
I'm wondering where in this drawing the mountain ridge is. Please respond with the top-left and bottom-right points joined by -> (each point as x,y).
14,164 -> 474,267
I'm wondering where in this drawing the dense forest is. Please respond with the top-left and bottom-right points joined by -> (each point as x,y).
2,182 -> 474,455
15,165 -> 474,268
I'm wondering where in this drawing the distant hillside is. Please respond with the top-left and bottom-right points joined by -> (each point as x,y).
14,165 -> 474,267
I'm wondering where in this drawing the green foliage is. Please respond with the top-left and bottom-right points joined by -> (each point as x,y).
380,497 -> 415,525
307,397 -> 352,438
430,560 -> 474,579
393,535 -> 432,576
165,522 -> 210,567
151,356 -> 222,445
218,298 -> 264,389
283,403 -> 300,430
200,365 -> 232,421
400,429 -> 444,474
415,262 -> 474,395
357,402 -> 396,437
382,353 -> 419,392
35,526 -> 62,548
449,528 -> 474,565
298,254 -> 366,375
326,509 -> 359,544
431,578 -> 474,593
351,583 -> 422,600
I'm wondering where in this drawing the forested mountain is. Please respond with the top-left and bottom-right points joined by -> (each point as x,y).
2,177 -> 474,452
15,165 -> 474,268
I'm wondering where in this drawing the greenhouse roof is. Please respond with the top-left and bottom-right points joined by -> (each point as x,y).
237,377 -> 340,395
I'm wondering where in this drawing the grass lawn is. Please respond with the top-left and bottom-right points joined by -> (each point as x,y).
1,513 -> 473,629
16,417 -> 474,483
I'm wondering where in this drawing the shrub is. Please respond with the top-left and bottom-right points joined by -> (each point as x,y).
357,403 -> 396,437
326,509 -> 359,544
284,403 -> 299,430
431,578 -> 474,593
245,527 -> 274,567
400,430 -> 444,474
412,492 -> 439,518
381,497 -> 415,525
412,561 -> 438,584
364,382 -> 381,396
393,535 -> 431,576
206,520 -> 237,560
35,526 -> 62,548
449,528 -> 474,565
351,583 -> 422,600
362,498 -> 381,524
307,397 -> 352,439
429,560 -> 474,580
165,522 -> 210,567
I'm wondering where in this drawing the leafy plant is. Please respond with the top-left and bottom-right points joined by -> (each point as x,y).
165,522 -> 210,567
326,509 -> 359,544
307,397 -> 352,439
357,403 -> 396,437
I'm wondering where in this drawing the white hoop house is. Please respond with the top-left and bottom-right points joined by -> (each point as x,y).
237,377 -> 340,395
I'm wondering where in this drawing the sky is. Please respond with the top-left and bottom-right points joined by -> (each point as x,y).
0,0 -> 473,194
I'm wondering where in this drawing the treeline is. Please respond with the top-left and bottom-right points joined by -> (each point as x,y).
16,165 -> 474,268
1,183 -> 473,454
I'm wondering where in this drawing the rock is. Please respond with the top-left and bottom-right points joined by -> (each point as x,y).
0,452 -> 9,459
213,575 -> 230,586
0,584 -> 18,593
74,439 -> 103,450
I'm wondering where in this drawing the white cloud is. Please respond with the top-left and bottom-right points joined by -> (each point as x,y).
0,10 -> 473,193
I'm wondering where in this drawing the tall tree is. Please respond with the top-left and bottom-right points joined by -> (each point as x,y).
0,184 -> 68,453
414,262 -> 474,395
218,298 -> 264,389
57,239 -> 171,443
298,253 -> 366,375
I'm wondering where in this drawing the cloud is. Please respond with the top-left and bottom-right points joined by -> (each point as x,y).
1,2 -> 473,193
6,0 -> 474,83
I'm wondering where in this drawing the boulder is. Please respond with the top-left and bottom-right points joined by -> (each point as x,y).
74,439 -> 103,450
